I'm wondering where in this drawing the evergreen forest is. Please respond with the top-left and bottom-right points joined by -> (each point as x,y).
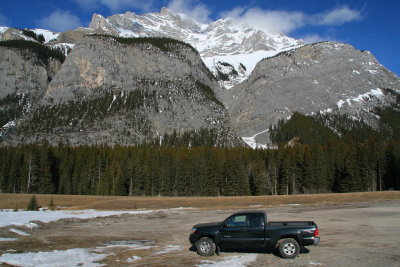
1,106 -> 399,197
0,139 -> 399,196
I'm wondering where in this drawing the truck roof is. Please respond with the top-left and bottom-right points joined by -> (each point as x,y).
232,210 -> 266,215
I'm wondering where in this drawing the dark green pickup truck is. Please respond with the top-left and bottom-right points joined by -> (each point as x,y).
189,210 -> 320,259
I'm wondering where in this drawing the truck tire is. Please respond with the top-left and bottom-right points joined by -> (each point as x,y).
278,238 -> 300,259
195,237 -> 216,256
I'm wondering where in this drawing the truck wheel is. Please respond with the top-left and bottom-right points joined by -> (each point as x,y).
278,238 -> 300,259
195,237 -> 216,256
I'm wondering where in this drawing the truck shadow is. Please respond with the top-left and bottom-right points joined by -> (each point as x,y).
189,245 -> 310,258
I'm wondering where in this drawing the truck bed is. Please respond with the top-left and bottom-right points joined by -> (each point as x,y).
268,221 -> 316,227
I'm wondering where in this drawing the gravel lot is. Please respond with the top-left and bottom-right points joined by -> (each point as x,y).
1,200 -> 399,266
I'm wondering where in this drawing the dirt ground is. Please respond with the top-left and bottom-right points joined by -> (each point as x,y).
1,200 -> 400,266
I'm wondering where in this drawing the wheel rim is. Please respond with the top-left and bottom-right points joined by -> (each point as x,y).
199,241 -> 211,253
283,242 -> 296,255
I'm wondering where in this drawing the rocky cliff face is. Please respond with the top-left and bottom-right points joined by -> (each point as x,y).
85,8 -> 302,88
222,42 -> 400,146
44,35 -> 214,102
0,8 -> 303,90
2,36 -> 243,146
0,44 -> 62,138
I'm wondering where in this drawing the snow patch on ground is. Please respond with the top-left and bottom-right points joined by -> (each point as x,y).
0,209 -> 155,228
96,240 -> 156,251
154,245 -> 182,255
197,254 -> 258,267
9,228 -> 30,236
0,248 -> 109,267
309,260 -> 323,265
126,256 -> 141,262
25,222 -> 39,229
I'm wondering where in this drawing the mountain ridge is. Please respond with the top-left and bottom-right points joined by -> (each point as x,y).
84,8 -> 303,88
0,35 -> 243,147
1,9 -> 400,148
222,41 -> 400,147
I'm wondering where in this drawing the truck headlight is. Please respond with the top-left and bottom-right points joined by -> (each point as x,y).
191,227 -> 197,234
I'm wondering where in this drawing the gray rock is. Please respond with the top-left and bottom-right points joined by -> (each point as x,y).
84,8 -> 303,88
221,42 -> 400,144
0,46 -> 61,98
2,35 -> 243,147
0,45 -> 62,138
55,30 -> 86,44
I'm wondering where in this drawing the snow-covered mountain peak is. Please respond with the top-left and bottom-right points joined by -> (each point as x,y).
87,8 -> 303,88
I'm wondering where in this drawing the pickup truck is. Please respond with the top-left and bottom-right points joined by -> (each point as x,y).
189,210 -> 320,259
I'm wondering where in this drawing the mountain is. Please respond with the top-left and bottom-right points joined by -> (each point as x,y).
1,8 -> 400,148
1,9 -> 302,89
84,8 -> 302,88
0,35 -> 243,146
222,42 -> 400,147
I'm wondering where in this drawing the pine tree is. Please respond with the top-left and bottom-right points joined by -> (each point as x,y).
27,195 -> 39,211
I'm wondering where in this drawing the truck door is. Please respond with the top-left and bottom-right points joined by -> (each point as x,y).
219,214 -> 247,247
219,214 -> 265,247
244,213 -> 265,247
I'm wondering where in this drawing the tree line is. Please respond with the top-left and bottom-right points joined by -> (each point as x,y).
0,39 -> 65,66
0,139 -> 398,196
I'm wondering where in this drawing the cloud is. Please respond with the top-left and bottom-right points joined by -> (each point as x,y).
316,6 -> 362,26
220,5 -> 363,34
221,7 -> 304,34
37,10 -> 82,32
167,0 -> 211,23
71,0 -> 154,13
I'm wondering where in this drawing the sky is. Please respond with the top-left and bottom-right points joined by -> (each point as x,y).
0,0 -> 399,76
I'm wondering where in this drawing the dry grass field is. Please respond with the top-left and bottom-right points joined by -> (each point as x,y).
1,191 -> 399,210
1,191 -> 400,266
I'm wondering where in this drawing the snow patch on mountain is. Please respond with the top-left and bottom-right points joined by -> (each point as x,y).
87,8 -> 303,88
32,29 -> 60,43
242,129 -> 269,149
0,26 -> 8,36
204,50 -> 284,89
337,88 -> 384,109
50,43 -> 75,56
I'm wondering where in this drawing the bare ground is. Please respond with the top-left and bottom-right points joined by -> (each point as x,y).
1,199 -> 400,266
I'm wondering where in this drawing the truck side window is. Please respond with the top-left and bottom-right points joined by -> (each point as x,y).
227,215 -> 247,227
248,214 -> 263,227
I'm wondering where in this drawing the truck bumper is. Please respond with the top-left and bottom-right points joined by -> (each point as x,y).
189,234 -> 198,245
314,237 -> 320,246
